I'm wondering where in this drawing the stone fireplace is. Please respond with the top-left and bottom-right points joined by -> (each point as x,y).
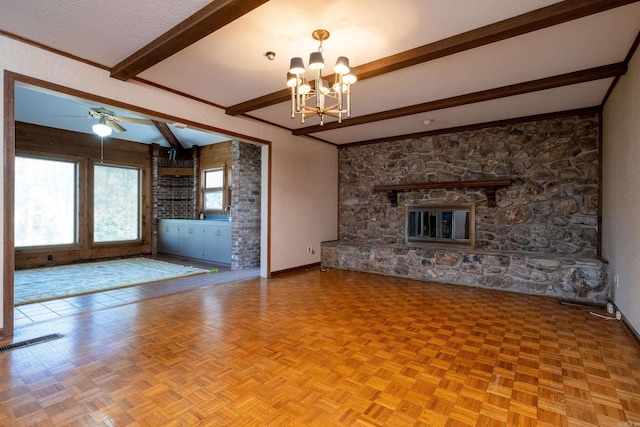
322,112 -> 608,303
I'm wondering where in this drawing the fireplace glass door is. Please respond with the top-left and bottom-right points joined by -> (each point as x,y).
406,204 -> 474,246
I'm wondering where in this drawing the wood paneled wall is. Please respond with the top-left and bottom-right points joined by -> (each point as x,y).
198,141 -> 232,215
200,140 -> 232,166
15,122 -> 153,268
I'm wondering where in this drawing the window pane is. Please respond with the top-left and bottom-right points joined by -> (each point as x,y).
94,164 -> 140,242
15,156 -> 76,247
453,212 -> 470,239
204,190 -> 223,210
441,212 -> 453,239
204,169 -> 224,188
408,211 -> 416,237
428,212 -> 437,237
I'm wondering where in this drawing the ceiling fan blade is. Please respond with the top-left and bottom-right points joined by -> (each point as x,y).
92,107 -> 117,116
105,120 -> 126,133
71,102 -> 96,113
114,116 -> 153,125
47,114 -> 92,118
72,104 -> 116,118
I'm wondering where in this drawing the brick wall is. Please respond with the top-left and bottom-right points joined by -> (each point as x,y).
153,158 -> 197,220
231,141 -> 261,270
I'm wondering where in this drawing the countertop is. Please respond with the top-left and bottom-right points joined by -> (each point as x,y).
158,219 -> 231,227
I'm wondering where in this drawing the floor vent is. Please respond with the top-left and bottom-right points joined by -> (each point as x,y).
0,333 -> 63,353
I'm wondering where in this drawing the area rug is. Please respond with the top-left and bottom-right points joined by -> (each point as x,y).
14,257 -> 208,305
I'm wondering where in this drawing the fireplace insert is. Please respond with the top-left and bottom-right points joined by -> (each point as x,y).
406,204 -> 475,247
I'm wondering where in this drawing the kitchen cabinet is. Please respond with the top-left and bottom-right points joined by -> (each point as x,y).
157,222 -> 179,254
158,219 -> 231,265
179,225 -> 206,260
204,226 -> 232,265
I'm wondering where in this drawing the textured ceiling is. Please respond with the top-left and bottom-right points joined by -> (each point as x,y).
2,0 -> 639,146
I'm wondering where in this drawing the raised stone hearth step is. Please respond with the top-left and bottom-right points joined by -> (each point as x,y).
321,241 -> 608,303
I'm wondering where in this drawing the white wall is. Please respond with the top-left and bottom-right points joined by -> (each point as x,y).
602,48 -> 640,334
0,35 -> 338,329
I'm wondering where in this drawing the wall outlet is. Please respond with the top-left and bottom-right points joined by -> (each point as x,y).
607,303 -> 614,314
307,246 -> 313,253
616,310 -> 622,321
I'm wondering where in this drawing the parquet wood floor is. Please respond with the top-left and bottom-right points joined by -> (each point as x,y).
1,268 -> 639,426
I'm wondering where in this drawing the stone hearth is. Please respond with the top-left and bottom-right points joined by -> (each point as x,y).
321,241 -> 607,303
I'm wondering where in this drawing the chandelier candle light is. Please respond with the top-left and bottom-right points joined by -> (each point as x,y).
287,29 -> 357,125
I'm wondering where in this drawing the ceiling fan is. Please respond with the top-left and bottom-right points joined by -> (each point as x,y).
71,106 -> 156,161
83,106 -> 154,136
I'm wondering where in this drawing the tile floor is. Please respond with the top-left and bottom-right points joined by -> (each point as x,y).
14,255 -> 260,327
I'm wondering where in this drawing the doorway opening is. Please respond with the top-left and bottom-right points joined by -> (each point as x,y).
3,73 -> 271,337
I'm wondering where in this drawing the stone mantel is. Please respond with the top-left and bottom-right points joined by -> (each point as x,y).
374,179 -> 512,207
321,240 -> 608,303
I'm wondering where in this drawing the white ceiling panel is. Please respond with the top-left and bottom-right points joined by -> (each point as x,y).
138,0 -> 564,106
248,4 -> 639,133
0,0 -> 215,66
2,0 -> 638,146
309,79 -> 613,145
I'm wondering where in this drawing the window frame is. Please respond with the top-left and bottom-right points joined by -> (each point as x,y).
92,162 -> 142,244
14,152 -> 82,250
201,163 -> 231,214
14,122 -> 153,269
406,204 -> 475,247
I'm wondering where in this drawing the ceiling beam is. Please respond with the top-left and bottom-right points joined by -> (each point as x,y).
110,0 -> 269,81
292,62 -> 627,136
152,120 -> 184,153
225,0 -> 639,116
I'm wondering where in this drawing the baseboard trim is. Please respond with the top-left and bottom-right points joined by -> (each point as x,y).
605,299 -> 640,349
622,316 -> 640,349
270,262 -> 321,276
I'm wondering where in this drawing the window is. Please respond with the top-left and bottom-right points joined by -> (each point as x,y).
406,204 -> 475,246
94,164 -> 140,243
202,166 -> 228,212
15,156 -> 77,247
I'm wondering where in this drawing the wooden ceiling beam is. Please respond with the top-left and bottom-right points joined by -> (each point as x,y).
292,62 -> 627,136
225,0 -> 639,116
110,0 -> 269,81
152,120 -> 184,153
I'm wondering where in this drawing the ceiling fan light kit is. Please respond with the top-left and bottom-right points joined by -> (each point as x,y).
92,117 -> 113,137
287,29 -> 357,125
85,106 -> 155,137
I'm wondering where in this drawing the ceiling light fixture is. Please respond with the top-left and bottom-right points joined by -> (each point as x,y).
92,117 -> 112,137
287,29 -> 357,125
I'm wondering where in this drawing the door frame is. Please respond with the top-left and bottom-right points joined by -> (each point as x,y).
3,71 -> 272,338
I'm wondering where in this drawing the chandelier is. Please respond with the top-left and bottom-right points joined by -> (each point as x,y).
287,29 -> 357,125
